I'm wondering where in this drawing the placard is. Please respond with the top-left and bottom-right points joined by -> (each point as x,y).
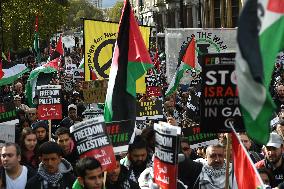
136,99 -> 163,120
0,102 -> 17,123
73,68 -> 84,80
154,122 -> 181,189
37,85 -> 62,120
83,80 -> 108,103
70,117 -> 116,171
200,53 -> 244,132
106,120 -> 135,153
146,86 -> 162,97
0,119 -> 17,142
65,63 -> 77,75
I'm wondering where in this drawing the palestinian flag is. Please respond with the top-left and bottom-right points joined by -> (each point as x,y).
232,130 -> 265,189
165,37 -> 195,96
104,0 -> 153,123
26,58 -> 60,106
236,0 -> 284,144
50,35 -> 64,60
0,61 -> 29,87
33,16 -> 41,63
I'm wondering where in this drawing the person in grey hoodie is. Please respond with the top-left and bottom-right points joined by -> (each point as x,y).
25,141 -> 76,189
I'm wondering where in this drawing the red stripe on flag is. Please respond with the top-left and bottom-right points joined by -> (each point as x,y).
267,0 -> 284,13
182,37 -> 196,68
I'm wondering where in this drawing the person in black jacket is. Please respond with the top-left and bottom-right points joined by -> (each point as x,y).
25,141 -> 75,189
0,143 -> 36,189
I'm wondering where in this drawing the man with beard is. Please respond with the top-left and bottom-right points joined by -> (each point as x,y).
120,135 -> 152,188
274,84 -> 284,112
196,144 -> 236,188
256,132 -> 284,187
106,155 -> 140,189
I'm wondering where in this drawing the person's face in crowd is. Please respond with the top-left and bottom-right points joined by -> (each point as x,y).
28,110 -> 37,122
68,109 -> 77,120
259,172 -> 270,186
79,167 -> 103,189
40,153 -> 62,174
57,134 -> 71,154
35,127 -> 47,141
164,101 -> 174,113
24,133 -> 37,151
129,148 -> 148,168
277,124 -> 284,137
107,161 -> 121,183
239,134 -> 252,151
206,147 -> 225,169
181,142 -> 191,159
14,83 -> 23,94
4,85 -> 10,93
181,92 -> 189,101
277,85 -> 284,99
264,146 -> 283,165
13,98 -> 21,107
22,121 -> 30,128
1,146 -> 21,172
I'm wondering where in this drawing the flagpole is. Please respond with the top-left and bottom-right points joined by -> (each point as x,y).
224,133 -> 231,189
230,125 -> 266,187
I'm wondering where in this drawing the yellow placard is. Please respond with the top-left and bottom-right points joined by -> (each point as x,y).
84,20 -> 151,94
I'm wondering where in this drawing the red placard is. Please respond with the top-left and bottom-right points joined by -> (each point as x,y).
146,86 -> 162,97
154,157 -> 177,189
38,104 -> 62,120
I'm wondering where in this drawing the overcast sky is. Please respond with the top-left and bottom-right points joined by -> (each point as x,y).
102,0 -> 118,8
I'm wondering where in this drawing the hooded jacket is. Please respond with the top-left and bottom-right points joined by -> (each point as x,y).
25,158 -> 76,189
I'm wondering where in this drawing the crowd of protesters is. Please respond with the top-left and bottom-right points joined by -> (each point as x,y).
0,42 -> 284,189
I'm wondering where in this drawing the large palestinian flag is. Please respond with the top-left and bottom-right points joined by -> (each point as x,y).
236,0 -> 284,144
104,0 -> 153,123
0,61 -> 29,86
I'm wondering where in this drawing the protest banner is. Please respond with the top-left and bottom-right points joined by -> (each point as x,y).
182,124 -> 218,149
83,80 -> 108,104
0,102 -> 17,123
165,28 -> 237,83
106,120 -> 135,153
136,99 -> 163,121
37,85 -> 62,120
70,116 -> 116,171
84,20 -> 150,93
0,119 -> 17,143
154,122 -> 181,189
200,53 -> 244,132
82,108 -> 104,120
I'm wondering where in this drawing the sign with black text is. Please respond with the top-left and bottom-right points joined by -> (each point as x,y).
70,117 -> 116,171
83,80 -> 108,103
200,53 -> 244,132
154,122 -> 181,189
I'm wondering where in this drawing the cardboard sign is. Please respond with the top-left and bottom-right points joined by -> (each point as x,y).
0,102 -> 17,123
0,119 -> 17,142
83,80 -> 108,103
37,85 -> 62,120
154,122 -> 181,189
182,125 -> 218,149
136,99 -> 163,121
70,117 -> 116,171
200,53 -> 244,132
106,120 -> 135,153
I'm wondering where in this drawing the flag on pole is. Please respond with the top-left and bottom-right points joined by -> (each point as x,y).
0,61 -> 29,86
232,130 -> 265,189
26,58 -> 60,106
104,0 -> 153,123
235,0 -> 284,144
50,35 -> 64,61
165,37 -> 196,96
33,16 -> 41,63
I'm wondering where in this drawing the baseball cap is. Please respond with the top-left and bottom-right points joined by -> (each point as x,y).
266,132 -> 283,148
68,104 -> 77,111
31,120 -> 48,131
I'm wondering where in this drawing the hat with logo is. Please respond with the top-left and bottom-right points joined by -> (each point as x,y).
266,132 -> 283,148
